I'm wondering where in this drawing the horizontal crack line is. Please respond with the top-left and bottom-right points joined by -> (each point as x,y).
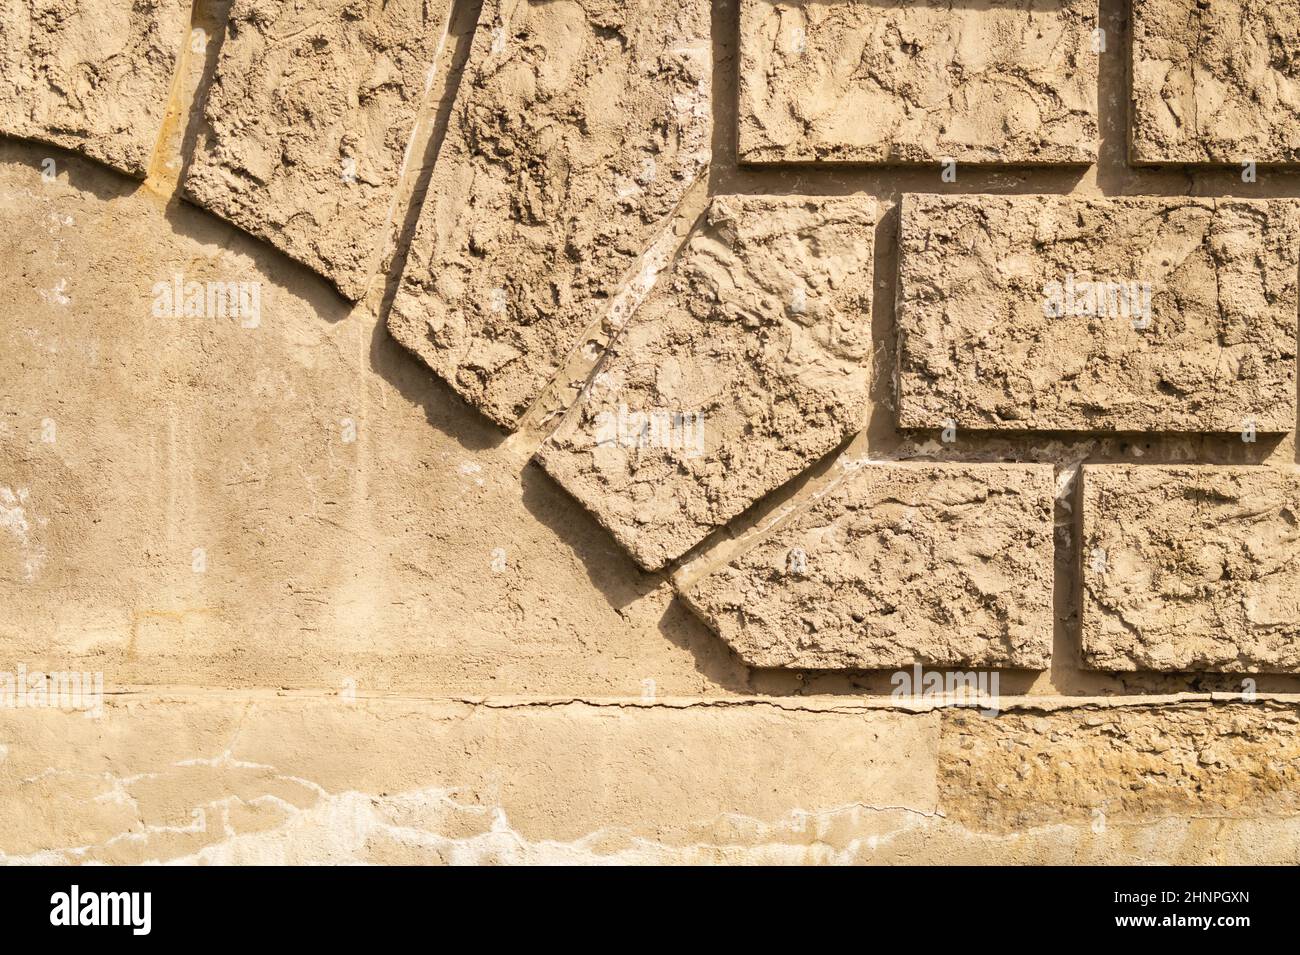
82,687 -> 1300,714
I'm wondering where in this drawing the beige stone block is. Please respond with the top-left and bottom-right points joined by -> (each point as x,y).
942,702 -> 1300,831
387,0 -> 713,430
1132,0 -> 1300,164
897,194 -> 1299,433
0,0 -> 189,177
682,463 -> 1056,669
1083,464 -> 1300,672
183,0 -> 453,300
738,0 -> 1098,165
536,194 -> 876,571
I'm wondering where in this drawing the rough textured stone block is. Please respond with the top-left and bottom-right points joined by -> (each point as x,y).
738,0 -> 1098,165
897,194 -> 1300,433
1083,465 -> 1300,672
682,463 -> 1055,669
387,0 -> 712,430
1132,0 -> 1300,164
183,0 -> 452,301
0,0 -> 189,178
942,703 -> 1300,831
535,195 -> 875,572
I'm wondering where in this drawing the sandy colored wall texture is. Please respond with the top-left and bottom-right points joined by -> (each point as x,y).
2,0 -> 1300,864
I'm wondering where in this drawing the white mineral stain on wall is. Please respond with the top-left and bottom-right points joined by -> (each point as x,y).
38,278 -> 70,306
0,486 -> 45,581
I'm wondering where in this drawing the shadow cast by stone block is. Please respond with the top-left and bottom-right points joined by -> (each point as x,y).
368,316 -> 505,453
0,140 -> 138,202
160,198 -> 355,325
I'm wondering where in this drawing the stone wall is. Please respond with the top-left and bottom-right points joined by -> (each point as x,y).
1,0 -> 1299,863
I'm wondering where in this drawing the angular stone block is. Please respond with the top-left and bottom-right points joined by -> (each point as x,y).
1132,0 -> 1300,164
387,0 -> 713,430
534,195 -> 876,572
682,463 -> 1056,669
896,194 -> 1300,433
0,0 -> 189,178
1082,465 -> 1300,672
183,0 -> 453,301
738,0 -> 1098,165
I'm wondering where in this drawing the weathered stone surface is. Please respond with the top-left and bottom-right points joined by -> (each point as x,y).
1083,465 -> 1300,672
897,194 -> 1300,433
682,463 -> 1055,669
942,703 -> 1300,832
13,0 -> 1300,872
183,0 -> 452,301
387,0 -> 712,430
738,0 -> 1098,165
2,147 -> 777,701
0,0 -> 189,178
536,195 -> 876,572
6,693 -> 1300,864
0,695 -> 936,864
1132,0 -> 1300,164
